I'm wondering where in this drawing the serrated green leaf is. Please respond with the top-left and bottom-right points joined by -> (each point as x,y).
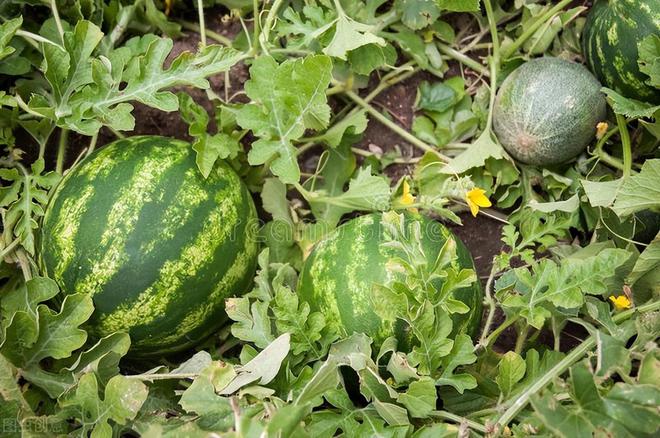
638,34 -> 660,88
237,55 -> 333,183
398,377 -> 436,418
323,14 -> 386,60
59,373 -> 148,436
496,351 -> 526,397
180,361 -> 235,416
307,166 -> 391,228
218,333 -> 290,395
602,88 -> 660,120
0,17 -> 22,62
441,129 -> 506,174
612,160 -> 660,217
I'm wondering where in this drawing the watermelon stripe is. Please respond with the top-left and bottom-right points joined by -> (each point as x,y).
298,213 -> 483,348
40,136 -> 259,356
91,164 -> 214,314
44,185 -> 95,285
145,240 -> 258,351
95,180 -> 241,333
73,147 -> 186,297
582,0 -> 660,103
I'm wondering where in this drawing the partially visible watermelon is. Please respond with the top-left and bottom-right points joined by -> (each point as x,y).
40,136 -> 259,356
297,212 -> 483,347
582,0 -> 660,103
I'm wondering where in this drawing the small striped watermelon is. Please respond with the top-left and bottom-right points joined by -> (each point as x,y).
582,0 -> 660,103
40,136 -> 259,356
297,212 -> 483,348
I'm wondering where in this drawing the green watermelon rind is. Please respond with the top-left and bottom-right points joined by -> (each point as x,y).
297,212 -> 483,348
582,0 -> 660,103
40,136 -> 259,357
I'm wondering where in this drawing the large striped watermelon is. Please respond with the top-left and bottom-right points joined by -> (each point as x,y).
297,212 -> 483,348
582,0 -> 660,103
40,136 -> 259,356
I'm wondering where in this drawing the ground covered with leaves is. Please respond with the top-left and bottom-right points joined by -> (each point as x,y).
0,0 -> 659,437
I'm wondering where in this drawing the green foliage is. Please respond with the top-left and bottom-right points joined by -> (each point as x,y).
236,55 -> 333,183
495,249 -> 630,328
0,159 -> 60,255
1,0 -> 659,435
25,21 -> 241,135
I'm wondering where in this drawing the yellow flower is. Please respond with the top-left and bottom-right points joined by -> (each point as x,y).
466,187 -> 492,217
596,122 -> 608,139
609,295 -> 632,310
400,180 -> 418,213
165,0 -> 173,15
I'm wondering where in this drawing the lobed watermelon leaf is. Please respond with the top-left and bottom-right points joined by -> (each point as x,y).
236,54 -> 333,184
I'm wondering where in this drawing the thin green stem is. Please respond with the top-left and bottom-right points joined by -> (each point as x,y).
344,90 -> 449,161
514,324 -> 529,355
16,30 -> 61,49
179,20 -> 232,46
483,315 -> 519,348
482,0 -> 500,131
0,238 -> 21,260
500,0 -> 572,60
196,0 -> 207,47
259,0 -> 286,56
49,0 -> 65,44
494,299 -> 660,433
437,43 -> 489,77
595,149 -> 626,171
107,126 -> 126,139
432,411 -> 487,434
351,147 -> 421,164
108,2 -> 137,49
14,94 -> 45,118
252,0 -> 261,54
616,113 -> 632,178
126,372 -> 199,380
56,129 -> 69,175
86,132 -> 98,157
477,265 -> 499,349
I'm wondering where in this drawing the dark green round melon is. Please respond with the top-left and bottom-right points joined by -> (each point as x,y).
493,57 -> 607,166
582,0 -> 660,103
40,136 -> 259,356
297,212 -> 483,347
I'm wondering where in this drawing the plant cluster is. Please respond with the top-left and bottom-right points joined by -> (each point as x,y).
0,0 -> 658,437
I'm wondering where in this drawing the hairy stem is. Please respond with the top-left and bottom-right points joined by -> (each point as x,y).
482,0 -> 500,132
483,315 -> 520,348
494,299 -> 660,433
500,0 -> 573,60
49,0 -> 64,44
344,90 -> 449,160
180,20 -> 232,46
196,0 -> 206,47
259,0 -> 286,56
437,43 -> 489,77
616,113 -> 632,178
477,264 -> 499,348
56,129 -> 69,175
432,410 -> 487,433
